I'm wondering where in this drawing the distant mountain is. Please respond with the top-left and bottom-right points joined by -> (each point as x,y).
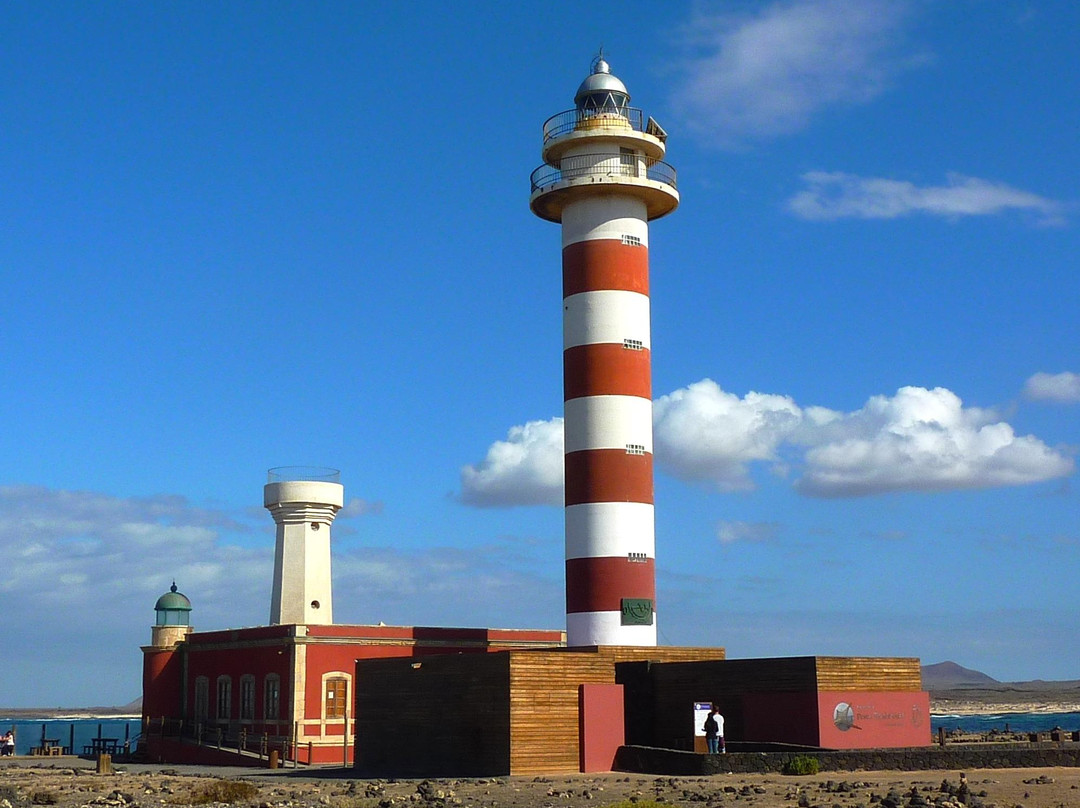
922,661 -> 1001,689
0,697 -> 142,717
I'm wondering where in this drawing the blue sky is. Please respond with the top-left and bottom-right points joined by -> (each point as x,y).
1,0 -> 1077,707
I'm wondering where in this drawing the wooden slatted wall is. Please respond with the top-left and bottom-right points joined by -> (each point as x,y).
815,656 -> 923,691
507,649 -> 614,775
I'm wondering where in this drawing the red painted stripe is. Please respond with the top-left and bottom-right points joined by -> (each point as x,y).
564,343 -> 651,400
563,240 -> 649,296
565,556 -> 656,613
565,450 -> 653,506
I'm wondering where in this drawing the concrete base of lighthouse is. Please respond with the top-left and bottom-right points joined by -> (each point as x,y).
566,612 -> 656,646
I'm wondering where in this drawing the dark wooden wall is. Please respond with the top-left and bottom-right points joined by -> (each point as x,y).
354,652 -> 512,777
607,646 -> 728,746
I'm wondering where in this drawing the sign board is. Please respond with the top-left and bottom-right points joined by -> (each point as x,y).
693,701 -> 713,737
620,598 -> 653,625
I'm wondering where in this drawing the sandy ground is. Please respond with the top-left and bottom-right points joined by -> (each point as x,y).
2,760 -> 1080,808
930,699 -> 1080,717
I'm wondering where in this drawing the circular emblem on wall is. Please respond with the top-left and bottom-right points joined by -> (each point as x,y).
833,702 -> 855,731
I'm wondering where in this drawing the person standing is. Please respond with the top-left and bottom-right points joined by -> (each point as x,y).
1,730 -> 14,757
703,704 -> 725,754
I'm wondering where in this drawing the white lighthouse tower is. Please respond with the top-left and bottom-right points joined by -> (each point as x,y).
530,55 -> 678,646
264,466 -> 344,625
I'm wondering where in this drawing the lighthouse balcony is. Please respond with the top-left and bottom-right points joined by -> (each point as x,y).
541,107 -> 668,163
529,155 -> 679,223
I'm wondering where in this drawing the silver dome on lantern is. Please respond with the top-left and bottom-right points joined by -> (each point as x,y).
574,52 -> 630,111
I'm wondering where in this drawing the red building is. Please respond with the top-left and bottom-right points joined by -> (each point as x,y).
142,618 -> 564,765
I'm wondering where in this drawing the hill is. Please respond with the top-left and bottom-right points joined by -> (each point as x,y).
922,660 -> 1001,689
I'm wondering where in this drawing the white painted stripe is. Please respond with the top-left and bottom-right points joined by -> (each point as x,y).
564,395 -> 653,453
562,196 -> 648,247
563,290 -> 651,349
566,610 -> 658,647
565,502 -> 655,560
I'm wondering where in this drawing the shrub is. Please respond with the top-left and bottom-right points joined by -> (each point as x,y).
185,780 -> 260,805
602,801 -> 669,808
782,755 -> 820,775
30,791 -> 58,806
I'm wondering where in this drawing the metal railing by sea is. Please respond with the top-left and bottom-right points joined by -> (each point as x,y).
530,155 -> 677,194
143,716 -> 305,767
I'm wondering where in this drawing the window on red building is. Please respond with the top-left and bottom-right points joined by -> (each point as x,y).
240,675 -> 255,720
194,677 -> 209,722
216,676 -> 232,720
325,677 -> 347,719
264,674 -> 281,720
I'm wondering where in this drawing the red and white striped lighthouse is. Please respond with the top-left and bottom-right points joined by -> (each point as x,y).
530,55 -> 678,646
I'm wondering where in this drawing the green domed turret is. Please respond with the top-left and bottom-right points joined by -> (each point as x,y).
154,582 -> 192,626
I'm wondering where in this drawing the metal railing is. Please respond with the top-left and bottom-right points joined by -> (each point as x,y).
530,154 -> 677,194
543,107 -> 647,144
143,716 -> 304,766
267,466 -> 341,483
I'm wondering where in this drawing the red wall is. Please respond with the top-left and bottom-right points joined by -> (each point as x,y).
185,643 -> 293,729
579,684 -> 624,772
817,691 -> 931,749
142,648 -> 181,720
739,691 -> 821,747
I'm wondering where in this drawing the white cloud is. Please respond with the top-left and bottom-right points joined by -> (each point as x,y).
338,497 -> 385,518
788,171 -> 1065,224
653,380 -> 803,490
717,520 -> 780,544
670,0 -> 920,148
795,386 -> 1074,496
459,417 -> 564,507
1024,371 -> 1080,403
462,384 -> 1072,505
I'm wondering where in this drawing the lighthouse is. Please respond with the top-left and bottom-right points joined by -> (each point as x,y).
530,55 -> 678,646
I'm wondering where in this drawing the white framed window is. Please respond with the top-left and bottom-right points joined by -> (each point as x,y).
322,672 -> 351,721
625,443 -> 646,455
621,234 -> 643,247
623,338 -> 644,351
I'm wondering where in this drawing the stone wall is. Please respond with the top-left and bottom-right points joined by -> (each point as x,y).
615,743 -> 1080,775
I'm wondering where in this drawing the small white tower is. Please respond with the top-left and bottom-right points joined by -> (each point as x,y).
264,466 -> 344,625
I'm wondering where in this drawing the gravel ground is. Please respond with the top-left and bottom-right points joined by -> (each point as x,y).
2,760 -> 1079,808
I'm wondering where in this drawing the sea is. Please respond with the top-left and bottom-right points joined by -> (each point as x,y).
930,711 -> 1080,734
0,717 -> 142,757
